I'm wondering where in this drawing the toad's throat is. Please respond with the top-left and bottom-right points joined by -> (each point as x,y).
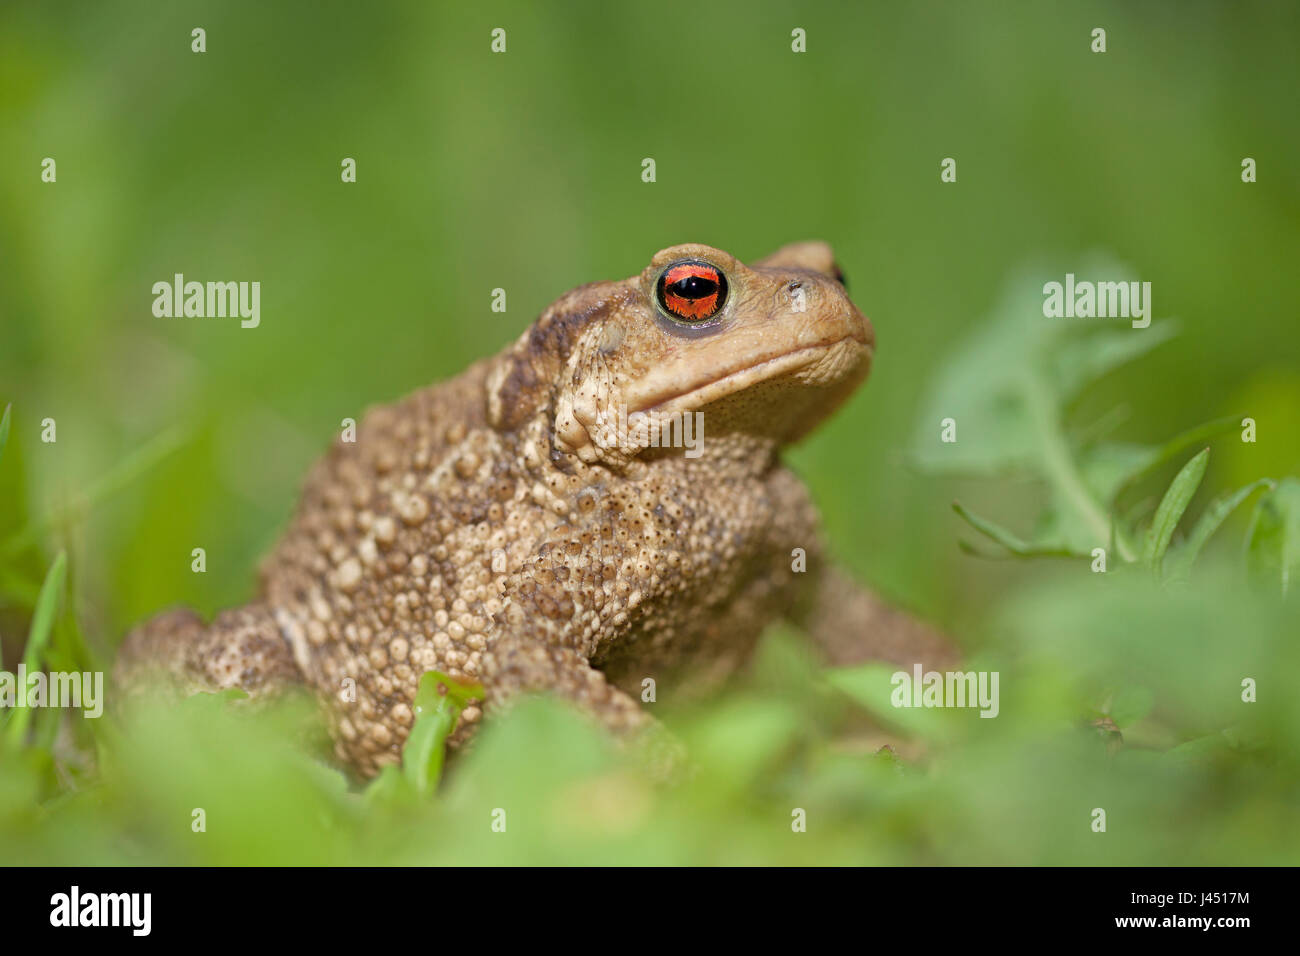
553,336 -> 871,463
628,336 -> 870,416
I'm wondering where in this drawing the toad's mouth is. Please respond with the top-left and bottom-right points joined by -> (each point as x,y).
627,335 -> 872,417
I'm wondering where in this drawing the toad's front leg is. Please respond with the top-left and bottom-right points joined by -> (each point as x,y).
476,521 -> 659,737
764,467 -> 959,670
792,562 -> 960,670
480,632 -> 650,735
478,509 -> 691,738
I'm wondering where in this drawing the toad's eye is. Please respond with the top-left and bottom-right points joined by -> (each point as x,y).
656,261 -> 728,322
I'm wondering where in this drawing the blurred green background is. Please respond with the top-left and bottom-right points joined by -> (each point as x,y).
1,0 -> 1297,865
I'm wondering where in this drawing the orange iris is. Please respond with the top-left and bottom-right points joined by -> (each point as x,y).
660,263 -> 723,320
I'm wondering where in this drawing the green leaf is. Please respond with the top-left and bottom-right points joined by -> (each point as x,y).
1142,449 -> 1208,572
1245,477 -> 1300,597
363,764 -> 414,808
4,551 -> 68,747
1164,731 -> 1236,766
952,501 -> 1033,554
953,501 -> 1083,558
402,670 -> 484,797
909,270 -> 1047,476
1164,479 -> 1274,582
911,255 -> 1166,478
912,258 -> 1174,563
1078,441 -> 1158,504
1074,405 -> 1132,450
824,664 -> 956,741
1107,685 -> 1155,729
1050,323 -> 1178,405
1109,416 -> 1241,507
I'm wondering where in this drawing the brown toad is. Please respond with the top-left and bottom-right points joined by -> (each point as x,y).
118,241 -> 955,777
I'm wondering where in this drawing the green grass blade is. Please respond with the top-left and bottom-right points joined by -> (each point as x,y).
4,551 -> 68,746
0,403 -> 11,465
20,551 -> 66,674
1142,449 -> 1209,572
1164,478 -> 1274,582
1,427 -> 185,558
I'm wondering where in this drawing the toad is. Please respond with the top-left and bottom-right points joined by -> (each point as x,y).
118,241 -> 956,776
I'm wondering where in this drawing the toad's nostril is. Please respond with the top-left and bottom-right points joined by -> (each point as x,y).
780,280 -> 807,313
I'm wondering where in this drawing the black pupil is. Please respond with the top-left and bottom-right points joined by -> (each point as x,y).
670,275 -> 717,299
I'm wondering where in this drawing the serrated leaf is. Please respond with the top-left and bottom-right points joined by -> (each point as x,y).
1245,477 -> 1300,597
909,267 -> 1061,475
1074,405 -> 1132,450
1109,415 -> 1241,506
1142,449 -> 1208,571
1078,441 -> 1159,505
1037,485 -> 1125,557
1050,323 -> 1178,404
952,501 -> 1033,553
912,255 -> 1164,477
953,501 -> 1083,558
1164,479 -> 1274,582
